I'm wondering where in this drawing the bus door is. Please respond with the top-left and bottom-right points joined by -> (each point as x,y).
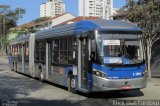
78,37 -> 89,91
46,40 -> 52,80
22,44 -> 25,73
29,33 -> 35,77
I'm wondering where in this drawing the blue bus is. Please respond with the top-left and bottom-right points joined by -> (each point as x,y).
8,20 -> 147,93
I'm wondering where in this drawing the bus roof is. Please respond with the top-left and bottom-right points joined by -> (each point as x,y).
10,20 -> 141,43
35,20 -> 141,40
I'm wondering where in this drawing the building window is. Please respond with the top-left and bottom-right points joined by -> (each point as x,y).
24,42 -> 29,62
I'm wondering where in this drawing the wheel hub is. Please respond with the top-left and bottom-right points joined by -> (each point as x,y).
71,78 -> 76,89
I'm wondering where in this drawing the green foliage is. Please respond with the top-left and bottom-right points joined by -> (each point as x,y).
0,5 -> 26,35
122,0 -> 160,33
0,5 -> 26,52
0,35 -> 9,46
119,0 -> 160,79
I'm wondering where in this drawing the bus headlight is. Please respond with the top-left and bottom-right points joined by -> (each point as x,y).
93,69 -> 107,78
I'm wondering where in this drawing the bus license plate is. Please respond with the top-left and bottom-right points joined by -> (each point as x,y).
121,85 -> 131,90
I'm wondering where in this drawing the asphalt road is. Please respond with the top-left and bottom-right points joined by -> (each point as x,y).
0,56 -> 160,106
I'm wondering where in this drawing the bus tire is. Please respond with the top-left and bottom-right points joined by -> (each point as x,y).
68,75 -> 76,93
14,62 -> 17,72
11,62 -> 14,71
39,68 -> 44,82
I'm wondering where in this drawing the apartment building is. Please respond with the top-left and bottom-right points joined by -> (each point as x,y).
79,0 -> 113,20
40,0 -> 65,17
113,8 -> 119,15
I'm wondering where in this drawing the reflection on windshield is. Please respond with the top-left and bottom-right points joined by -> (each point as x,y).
96,34 -> 144,65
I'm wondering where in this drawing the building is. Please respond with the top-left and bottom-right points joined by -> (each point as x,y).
112,8 -> 119,15
9,14 -> 101,41
14,13 -> 76,31
37,13 -> 76,30
9,13 -> 76,40
40,0 -> 65,17
79,0 -> 113,20
57,16 -> 102,26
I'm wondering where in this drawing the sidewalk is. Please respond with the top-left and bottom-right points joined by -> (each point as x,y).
0,55 -> 8,64
151,71 -> 160,78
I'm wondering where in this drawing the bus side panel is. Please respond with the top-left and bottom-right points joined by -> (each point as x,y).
87,73 -> 93,91
24,61 -> 29,75
29,33 -> 35,77
50,66 -> 65,86
63,67 -> 73,87
34,62 -> 40,78
17,57 -> 22,72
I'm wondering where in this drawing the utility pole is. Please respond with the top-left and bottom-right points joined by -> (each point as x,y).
3,14 -> 5,37
4,14 -> 7,55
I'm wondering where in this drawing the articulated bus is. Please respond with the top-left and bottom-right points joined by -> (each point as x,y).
8,20 -> 147,93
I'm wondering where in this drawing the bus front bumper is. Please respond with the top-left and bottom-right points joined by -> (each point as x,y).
92,75 -> 147,91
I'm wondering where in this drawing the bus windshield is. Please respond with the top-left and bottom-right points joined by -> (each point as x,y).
96,32 -> 144,65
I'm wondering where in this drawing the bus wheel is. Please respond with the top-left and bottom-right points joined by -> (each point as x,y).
14,62 -> 17,72
11,62 -> 14,71
39,69 -> 44,82
68,75 -> 76,92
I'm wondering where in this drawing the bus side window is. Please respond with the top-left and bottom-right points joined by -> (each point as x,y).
60,38 -> 68,64
13,45 -> 15,56
19,44 -> 22,61
9,45 -> 12,56
35,41 -> 39,61
68,37 -> 77,64
52,37 -> 77,65
39,40 -> 46,63
52,39 -> 60,63
91,40 -> 96,60
24,42 -> 29,62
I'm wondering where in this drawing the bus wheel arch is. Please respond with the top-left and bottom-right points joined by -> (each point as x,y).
67,71 -> 76,92
39,65 -> 44,82
12,62 -> 14,71
15,62 -> 18,72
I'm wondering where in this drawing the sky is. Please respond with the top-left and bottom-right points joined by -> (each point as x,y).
0,0 -> 126,25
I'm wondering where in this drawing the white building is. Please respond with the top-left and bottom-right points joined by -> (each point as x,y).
113,8 -> 119,15
40,0 -> 65,17
79,0 -> 113,20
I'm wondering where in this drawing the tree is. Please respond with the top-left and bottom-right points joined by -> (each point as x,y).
0,5 -> 25,54
118,0 -> 160,79
32,16 -> 50,23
